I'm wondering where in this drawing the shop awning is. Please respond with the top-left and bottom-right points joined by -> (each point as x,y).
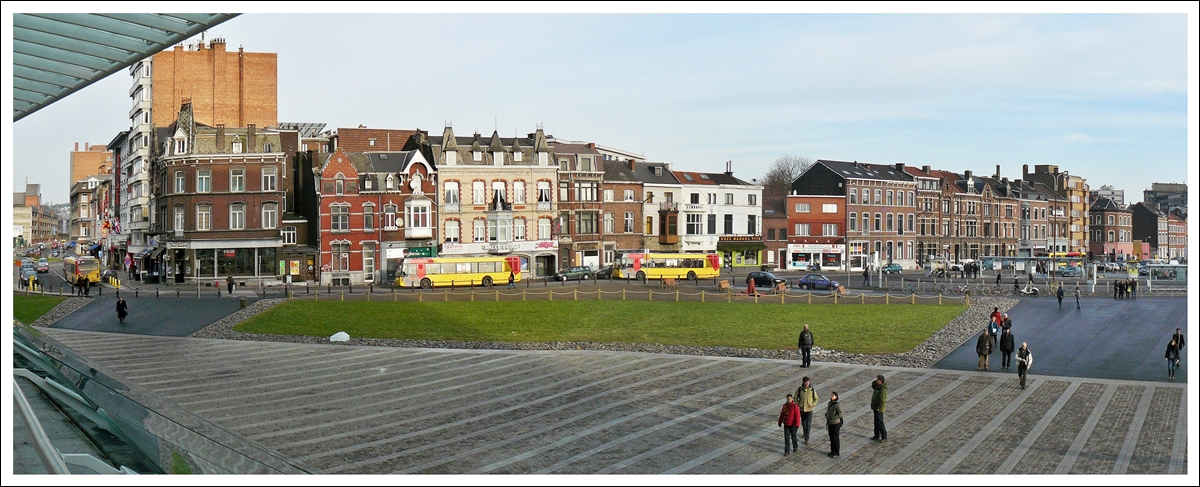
716,241 -> 766,254
135,247 -> 152,258
149,247 -> 166,259
87,243 -> 101,252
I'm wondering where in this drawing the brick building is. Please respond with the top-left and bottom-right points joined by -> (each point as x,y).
332,127 -> 419,153
784,193 -> 845,271
69,142 -> 113,191
146,38 -> 277,129
600,160 -> 647,261
1130,202 -> 1168,260
761,196 -> 789,269
1088,197 -> 1133,262
550,142 -> 605,270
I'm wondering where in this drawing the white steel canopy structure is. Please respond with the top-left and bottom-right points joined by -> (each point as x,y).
13,13 -> 239,121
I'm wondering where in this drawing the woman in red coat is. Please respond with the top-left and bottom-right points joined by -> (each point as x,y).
777,394 -> 802,455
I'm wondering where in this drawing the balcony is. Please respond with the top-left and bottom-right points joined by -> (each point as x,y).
659,202 -> 679,212
658,234 -> 679,245
443,203 -> 460,213
537,201 -> 552,211
682,203 -> 706,213
405,227 -> 433,240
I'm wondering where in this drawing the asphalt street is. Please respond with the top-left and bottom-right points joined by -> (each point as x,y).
933,296 -> 1187,383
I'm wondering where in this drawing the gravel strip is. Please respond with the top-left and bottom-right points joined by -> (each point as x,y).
187,297 -> 1017,368
27,296 -> 94,327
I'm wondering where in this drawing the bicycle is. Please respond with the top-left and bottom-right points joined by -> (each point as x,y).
903,283 -> 920,294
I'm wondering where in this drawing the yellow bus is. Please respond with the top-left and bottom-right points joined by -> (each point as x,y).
614,252 -> 721,281
395,256 -> 521,289
63,256 -> 100,284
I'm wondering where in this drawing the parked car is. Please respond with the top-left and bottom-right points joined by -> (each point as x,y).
553,266 -> 593,281
1057,266 -> 1082,278
796,274 -> 839,290
36,258 -> 49,273
881,263 -> 903,274
745,271 -> 786,288
595,265 -> 614,280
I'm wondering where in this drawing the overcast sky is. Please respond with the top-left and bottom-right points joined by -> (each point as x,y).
6,5 -> 1196,205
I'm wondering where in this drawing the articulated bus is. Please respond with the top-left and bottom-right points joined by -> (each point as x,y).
63,256 -> 100,284
395,256 -> 521,289
614,253 -> 721,281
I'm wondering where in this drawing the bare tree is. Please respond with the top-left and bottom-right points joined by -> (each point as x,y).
762,154 -> 813,197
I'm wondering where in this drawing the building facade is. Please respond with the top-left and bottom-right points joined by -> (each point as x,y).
761,196 -> 789,269
600,160 -> 647,263
1023,164 -> 1089,254
12,184 -> 62,247
1130,202 -> 1168,260
1166,213 -> 1186,261
1090,185 -> 1125,208
1143,182 -> 1186,213
1088,197 -> 1133,262
551,142 -> 605,270
785,194 -> 846,271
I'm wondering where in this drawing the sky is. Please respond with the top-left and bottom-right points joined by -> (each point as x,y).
5,4 -> 1197,207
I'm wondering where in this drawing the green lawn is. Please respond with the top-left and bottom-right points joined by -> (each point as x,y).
236,301 -> 967,354
12,294 -> 65,324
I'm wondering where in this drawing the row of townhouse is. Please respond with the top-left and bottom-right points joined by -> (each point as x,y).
787,161 -> 1091,271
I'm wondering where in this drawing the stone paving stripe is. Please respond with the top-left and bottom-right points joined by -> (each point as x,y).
150,348 -> 408,395
79,337 -> 314,372
1054,382 -> 1118,474
134,348 -> 439,388
474,363 -> 789,474
1112,385 -> 1155,474
669,368 -> 898,475
300,354 -> 689,463
186,351 -> 507,413
994,381 -> 1080,474
86,341 -> 312,375
869,376 -> 1006,474
933,377 -> 1043,474
1168,388 -> 1188,475
387,359 -> 730,475
653,367 -> 865,475
234,352 -> 602,433
804,371 -> 939,475
251,354 -> 641,442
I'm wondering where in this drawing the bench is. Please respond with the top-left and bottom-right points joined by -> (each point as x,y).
660,278 -> 678,290
714,279 -> 731,292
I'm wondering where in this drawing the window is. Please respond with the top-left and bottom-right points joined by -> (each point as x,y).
725,193 -> 734,205
724,214 -> 734,234
795,224 -> 810,236
823,224 -> 838,236
513,151 -> 523,162
686,213 -> 703,235
174,205 -> 185,231
707,214 -> 717,234
197,169 -> 211,193
887,191 -> 894,206
196,204 -> 211,231
747,215 -> 757,235
822,203 -> 837,213
473,181 -> 486,204
262,167 -> 277,192
874,190 -> 882,205
175,137 -> 187,155
577,212 -> 597,234
230,168 -> 245,192
363,204 -> 375,230
262,203 -> 277,229
748,194 -> 757,206
796,203 -> 811,213
232,140 -> 242,154
604,212 -> 614,233
625,212 -> 635,233
849,212 -> 858,231
331,242 -> 350,271
282,226 -> 297,245
363,243 -> 375,281
383,203 -> 397,229
230,204 -> 245,230
908,214 -> 915,233
575,182 -> 598,202
175,171 -> 185,193
405,201 -> 430,229
624,189 -> 635,202
444,182 -> 460,205
579,157 -> 594,171
646,216 -> 654,235
473,151 -> 482,162
538,218 -> 552,240
513,218 -> 526,241
445,220 -> 460,243
474,220 -> 487,242
369,138 -> 376,147
335,175 -> 344,195
492,181 -> 507,206
908,192 -> 914,207
849,190 -> 857,205
874,213 -> 882,232
1107,215 -> 1114,225
513,181 -> 526,204
537,182 -> 552,204
768,228 -> 776,240
690,193 -> 700,204
489,218 -> 510,242
331,205 -> 349,232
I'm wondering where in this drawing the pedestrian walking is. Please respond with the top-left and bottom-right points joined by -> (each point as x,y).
999,327 -> 1015,369
797,324 -> 814,368
777,394 -> 801,456
1130,279 -> 1137,299
870,375 -> 888,442
1056,285 -> 1064,308
996,272 -> 1002,285
115,297 -> 129,324
507,271 -> 516,289
226,274 -> 235,294
1165,340 -> 1180,381
976,330 -> 993,371
862,267 -> 871,287
987,317 -> 1001,345
1016,342 -> 1033,389
990,306 -> 1002,325
1074,285 -> 1081,309
1014,278 -> 1021,294
795,376 -> 818,445
1172,328 -> 1185,351
1001,313 -> 1012,333
825,391 -> 842,458
83,278 -> 90,296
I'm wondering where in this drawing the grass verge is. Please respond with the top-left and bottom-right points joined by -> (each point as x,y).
236,301 -> 967,355
13,294 -> 66,324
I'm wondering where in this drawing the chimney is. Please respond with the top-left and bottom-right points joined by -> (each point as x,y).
588,142 -> 596,149
84,142 -> 89,151
964,170 -> 972,180
216,124 -> 225,150
995,165 -> 1001,179
630,159 -> 636,171
922,165 -> 930,173
894,163 -> 905,172
1022,164 -> 1029,178
247,124 -> 257,153
75,142 -> 79,151
724,160 -> 733,177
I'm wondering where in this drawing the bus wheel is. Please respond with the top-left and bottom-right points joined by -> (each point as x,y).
636,271 -> 646,282
687,271 -> 697,281
482,276 -> 493,287
420,278 -> 432,289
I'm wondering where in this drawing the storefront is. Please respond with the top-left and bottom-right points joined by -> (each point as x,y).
717,238 -> 765,269
787,243 -> 846,271
441,239 -> 559,278
174,239 -> 282,284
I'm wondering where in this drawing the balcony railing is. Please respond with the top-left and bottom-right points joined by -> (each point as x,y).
405,227 -> 433,240
537,201 -> 551,211
682,203 -> 706,212
443,203 -> 460,213
659,202 -> 679,212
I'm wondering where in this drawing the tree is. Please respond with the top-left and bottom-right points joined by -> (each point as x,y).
761,154 -> 813,197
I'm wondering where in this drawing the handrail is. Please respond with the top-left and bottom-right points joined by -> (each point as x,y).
14,382 -> 72,474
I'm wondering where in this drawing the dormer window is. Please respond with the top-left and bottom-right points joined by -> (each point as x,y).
386,174 -> 395,190
232,136 -> 243,154
174,137 -> 187,155
513,151 -> 523,162
364,178 -> 373,190
335,174 -> 345,195
473,151 -> 482,161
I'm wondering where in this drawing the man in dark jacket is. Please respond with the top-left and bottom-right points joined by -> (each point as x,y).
115,297 -> 129,324
1016,342 -> 1033,389
1130,279 -> 1137,299
1056,285 -> 1065,308
1172,328 -> 1185,351
825,391 -> 842,458
870,375 -> 887,442
797,324 -> 814,368
777,394 -> 801,455
976,330 -> 993,371
999,328 -> 1015,369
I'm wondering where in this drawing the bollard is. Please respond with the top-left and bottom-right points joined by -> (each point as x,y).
701,290 -> 705,302
471,290 -> 475,302
393,290 -> 397,302
217,289 -> 221,298
349,284 -> 353,294
156,289 -> 160,298
177,289 -> 181,298
648,290 -> 652,302
314,290 -> 318,301
496,290 -> 500,302
367,289 -> 370,302
939,294 -> 943,305
808,292 -> 812,304
598,289 -> 601,301
444,291 -> 449,302
369,284 -> 373,295
523,290 -> 527,301
549,290 -> 553,301
622,289 -> 626,301
328,284 -> 332,294
885,294 -> 889,304
135,289 -> 139,299
306,283 -> 310,294
341,291 -> 345,302
240,297 -> 247,309
288,290 -> 293,300
574,289 -> 578,301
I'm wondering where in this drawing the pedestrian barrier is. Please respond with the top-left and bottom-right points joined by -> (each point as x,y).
274,286 -> 970,305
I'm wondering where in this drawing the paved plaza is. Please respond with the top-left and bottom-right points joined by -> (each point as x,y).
40,328 -> 1187,474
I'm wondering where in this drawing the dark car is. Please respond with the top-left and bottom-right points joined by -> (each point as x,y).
796,274 -> 840,290
553,266 -> 593,281
594,265 -> 614,280
745,271 -> 787,288
1057,266 -> 1082,278
881,263 -> 903,274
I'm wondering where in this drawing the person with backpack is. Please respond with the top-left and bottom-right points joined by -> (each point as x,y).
870,375 -> 888,442
794,376 -> 819,445
777,394 -> 801,456
797,324 -> 814,368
